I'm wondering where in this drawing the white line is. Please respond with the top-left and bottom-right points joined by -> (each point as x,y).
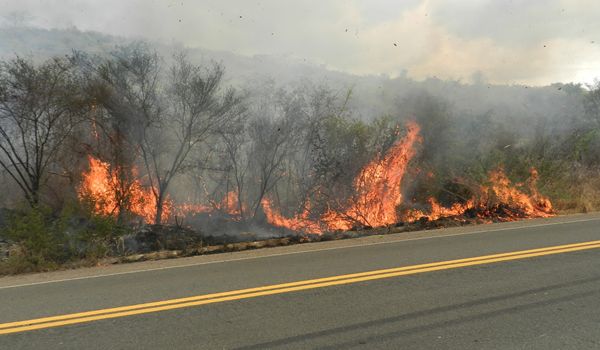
1,216 -> 599,290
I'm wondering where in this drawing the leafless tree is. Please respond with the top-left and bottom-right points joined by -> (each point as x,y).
247,109 -> 302,218
142,53 -> 244,224
75,44 -> 162,223
0,56 -> 85,207
217,117 -> 249,219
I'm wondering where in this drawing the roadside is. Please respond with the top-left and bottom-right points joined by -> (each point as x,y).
2,212 -> 599,289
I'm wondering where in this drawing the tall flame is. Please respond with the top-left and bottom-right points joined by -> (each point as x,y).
263,121 -> 554,234
263,121 -> 422,233
81,120 -> 554,233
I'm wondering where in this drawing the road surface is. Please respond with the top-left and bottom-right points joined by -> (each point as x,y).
1,213 -> 600,349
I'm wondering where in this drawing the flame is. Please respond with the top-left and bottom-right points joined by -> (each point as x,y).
323,121 -> 422,230
79,156 -> 170,223
404,167 -> 554,222
81,120 -> 554,234
262,198 -> 323,234
262,120 -> 554,233
263,121 -> 422,233
220,190 -> 245,217
482,167 -> 553,218
403,198 -> 477,223
174,191 -> 246,219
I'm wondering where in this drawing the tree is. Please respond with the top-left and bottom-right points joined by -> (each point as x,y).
141,54 -> 243,224
78,44 -> 163,223
0,56 -> 84,207
82,45 -> 244,224
217,116 -> 249,219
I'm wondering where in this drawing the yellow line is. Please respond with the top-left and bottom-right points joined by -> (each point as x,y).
2,239 -> 597,330
2,240 -> 600,335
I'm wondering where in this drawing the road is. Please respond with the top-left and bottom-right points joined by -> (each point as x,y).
1,213 -> 600,349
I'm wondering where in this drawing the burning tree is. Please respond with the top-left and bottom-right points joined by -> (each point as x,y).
262,120 -> 422,233
84,46 -> 245,224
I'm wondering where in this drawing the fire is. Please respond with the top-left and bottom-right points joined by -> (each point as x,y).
403,198 -> 477,223
263,121 -> 422,233
404,168 -> 554,222
220,190 -> 245,217
322,121 -> 422,230
173,191 -> 246,219
262,198 -> 324,234
262,120 -> 554,234
81,121 -> 554,234
79,156 -> 170,223
481,167 -> 553,218
80,155 -> 247,223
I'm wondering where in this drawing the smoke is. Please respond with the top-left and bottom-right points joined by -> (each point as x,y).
2,0 -> 600,84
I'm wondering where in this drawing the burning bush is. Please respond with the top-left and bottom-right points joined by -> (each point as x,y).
261,123 -> 554,234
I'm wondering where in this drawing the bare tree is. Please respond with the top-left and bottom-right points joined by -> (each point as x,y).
217,116 -> 249,219
0,56 -> 84,207
247,111 -> 301,218
89,45 -> 244,224
141,53 -> 244,224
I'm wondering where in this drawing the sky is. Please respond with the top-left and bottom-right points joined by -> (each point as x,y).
2,0 -> 600,85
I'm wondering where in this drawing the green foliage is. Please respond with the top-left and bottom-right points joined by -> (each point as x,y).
2,205 -> 69,270
62,200 -> 130,260
0,202 -> 129,273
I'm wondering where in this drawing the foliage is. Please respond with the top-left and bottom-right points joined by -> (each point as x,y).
0,202 -> 128,273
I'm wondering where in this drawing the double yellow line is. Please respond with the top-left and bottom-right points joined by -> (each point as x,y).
2,239 -> 600,335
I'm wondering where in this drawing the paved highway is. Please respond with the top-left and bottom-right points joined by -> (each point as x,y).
1,213 -> 600,349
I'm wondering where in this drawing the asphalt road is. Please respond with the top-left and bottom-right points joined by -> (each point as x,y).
1,213 -> 600,349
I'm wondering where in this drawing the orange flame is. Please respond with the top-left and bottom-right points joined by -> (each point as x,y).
263,121 -> 422,233
403,198 -> 477,223
482,167 -> 553,218
323,121 -> 422,230
262,120 -> 554,233
79,156 -> 170,223
262,198 -> 324,234
173,191 -> 246,219
404,167 -> 554,222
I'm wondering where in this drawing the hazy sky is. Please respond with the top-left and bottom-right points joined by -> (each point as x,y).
2,0 -> 600,85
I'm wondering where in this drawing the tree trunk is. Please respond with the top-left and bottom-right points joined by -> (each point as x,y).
154,193 -> 164,225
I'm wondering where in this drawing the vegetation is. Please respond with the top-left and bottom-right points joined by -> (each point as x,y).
1,37 -> 600,274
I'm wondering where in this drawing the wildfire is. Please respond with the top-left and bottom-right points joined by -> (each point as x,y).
263,121 -> 422,233
262,198 -> 324,234
321,120 -> 422,230
481,168 -> 554,218
404,168 -> 554,222
403,198 -> 477,223
80,121 -> 554,233
78,156 -> 170,223
172,191 -> 246,219
262,121 -> 554,234
80,155 -> 247,223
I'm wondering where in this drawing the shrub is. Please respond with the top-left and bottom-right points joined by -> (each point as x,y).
1,206 -> 70,271
0,202 -> 130,273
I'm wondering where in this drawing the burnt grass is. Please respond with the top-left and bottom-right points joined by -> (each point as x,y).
112,204 -> 548,264
0,204 -> 550,271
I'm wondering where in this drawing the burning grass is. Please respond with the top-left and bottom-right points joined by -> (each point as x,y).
77,121 -> 554,237
262,123 -> 554,234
